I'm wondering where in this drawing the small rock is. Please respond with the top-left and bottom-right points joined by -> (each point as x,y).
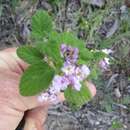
98,19 -> 119,38
106,19 -> 118,38
89,0 -> 105,8
114,88 -> 121,98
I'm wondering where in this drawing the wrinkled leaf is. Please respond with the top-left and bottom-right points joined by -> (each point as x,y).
59,32 -> 85,49
64,82 -> 92,109
36,42 -> 63,69
31,10 -> 53,38
79,48 -> 94,62
20,61 -> 55,96
17,46 -> 44,64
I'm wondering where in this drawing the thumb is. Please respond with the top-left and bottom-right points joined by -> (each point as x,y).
22,93 -> 65,130
23,106 -> 48,130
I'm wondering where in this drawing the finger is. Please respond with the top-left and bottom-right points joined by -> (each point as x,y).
23,106 -> 49,130
21,92 -> 65,111
23,94 -> 65,130
0,48 -> 28,74
86,81 -> 96,97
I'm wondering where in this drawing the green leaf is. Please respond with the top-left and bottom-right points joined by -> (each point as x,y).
77,59 -> 89,65
36,32 -> 64,69
79,48 -> 94,62
36,42 -> 63,69
17,46 -> 44,64
37,31 -> 94,66
20,61 -> 55,96
64,82 -> 92,109
59,32 -> 85,49
31,10 -> 53,38
47,32 -> 85,49
47,32 -> 64,65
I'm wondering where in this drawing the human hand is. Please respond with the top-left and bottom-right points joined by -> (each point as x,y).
0,48 -> 96,130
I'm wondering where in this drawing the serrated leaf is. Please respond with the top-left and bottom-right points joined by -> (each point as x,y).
64,82 -> 92,109
36,42 -> 63,69
36,32 -> 64,69
17,46 -> 44,64
47,32 -> 64,63
20,61 -> 55,96
59,32 -> 85,49
79,48 -> 94,62
31,10 -> 53,38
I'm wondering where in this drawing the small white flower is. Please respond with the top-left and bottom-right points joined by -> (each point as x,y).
61,64 -> 75,75
75,67 -> 83,81
73,78 -> 81,91
75,65 -> 90,81
52,75 -> 63,92
81,65 -> 90,77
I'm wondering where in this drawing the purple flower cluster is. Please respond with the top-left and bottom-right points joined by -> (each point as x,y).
38,44 -> 90,103
60,44 -> 79,65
